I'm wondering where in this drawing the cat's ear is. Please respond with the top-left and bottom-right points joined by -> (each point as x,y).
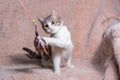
52,10 -> 58,18
38,18 -> 44,24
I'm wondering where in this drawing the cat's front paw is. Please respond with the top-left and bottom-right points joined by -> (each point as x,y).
42,37 -> 49,44
37,36 -> 41,39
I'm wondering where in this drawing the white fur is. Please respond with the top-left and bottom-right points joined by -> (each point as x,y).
42,25 -> 74,75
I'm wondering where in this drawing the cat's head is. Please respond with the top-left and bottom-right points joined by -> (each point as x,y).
38,10 -> 63,34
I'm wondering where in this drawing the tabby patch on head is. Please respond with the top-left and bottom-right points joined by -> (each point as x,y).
38,10 -> 63,35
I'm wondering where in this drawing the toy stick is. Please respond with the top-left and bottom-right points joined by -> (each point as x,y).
17,0 -> 38,36
17,0 -> 49,55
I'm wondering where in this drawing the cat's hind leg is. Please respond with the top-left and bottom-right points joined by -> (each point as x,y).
65,49 -> 74,68
65,55 -> 74,68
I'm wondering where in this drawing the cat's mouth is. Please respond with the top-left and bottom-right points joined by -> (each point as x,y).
50,30 -> 54,34
46,29 -> 53,34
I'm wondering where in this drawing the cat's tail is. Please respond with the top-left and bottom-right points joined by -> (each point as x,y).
23,47 -> 42,59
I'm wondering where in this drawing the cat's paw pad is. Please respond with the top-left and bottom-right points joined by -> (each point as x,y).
54,71 -> 61,75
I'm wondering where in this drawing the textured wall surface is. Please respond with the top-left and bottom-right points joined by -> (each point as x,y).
0,0 -> 120,59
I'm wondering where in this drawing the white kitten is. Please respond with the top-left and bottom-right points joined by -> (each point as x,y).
38,10 -> 74,75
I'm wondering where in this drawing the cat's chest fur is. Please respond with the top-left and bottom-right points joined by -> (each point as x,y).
51,26 -> 71,42
50,25 -> 72,54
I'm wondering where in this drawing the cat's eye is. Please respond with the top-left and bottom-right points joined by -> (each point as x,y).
52,21 -> 54,24
45,24 -> 48,27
